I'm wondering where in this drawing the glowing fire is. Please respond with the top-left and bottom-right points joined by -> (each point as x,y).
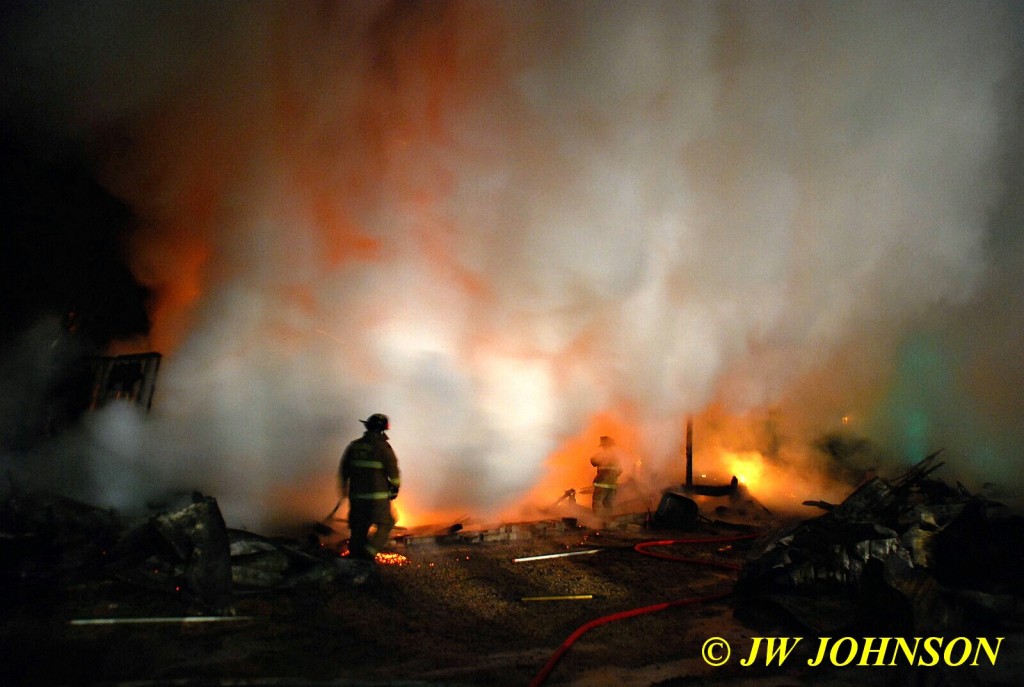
710,445 -> 850,514
374,552 -> 410,566
338,550 -> 409,566
721,450 -> 766,487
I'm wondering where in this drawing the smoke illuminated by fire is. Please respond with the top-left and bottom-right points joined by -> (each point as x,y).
2,2 -> 1023,528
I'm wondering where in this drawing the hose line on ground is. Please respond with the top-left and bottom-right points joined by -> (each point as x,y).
527,533 -> 759,687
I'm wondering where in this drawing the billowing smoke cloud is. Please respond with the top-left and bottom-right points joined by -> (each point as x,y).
2,1 -> 1022,527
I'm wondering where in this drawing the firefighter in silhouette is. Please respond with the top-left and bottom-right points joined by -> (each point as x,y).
339,413 -> 401,566
590,436 -> 622,522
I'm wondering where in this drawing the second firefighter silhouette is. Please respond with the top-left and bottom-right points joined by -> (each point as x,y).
339,413 -> 401,560
590,435 -> 623,521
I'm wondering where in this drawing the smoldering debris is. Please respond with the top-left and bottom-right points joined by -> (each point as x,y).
0,487 -> 121,596
0,489 -> 366,620
736,452 -> 1024,634
6,454 -> 1024,646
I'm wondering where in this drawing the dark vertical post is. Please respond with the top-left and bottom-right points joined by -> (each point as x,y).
685,416 -> 694,487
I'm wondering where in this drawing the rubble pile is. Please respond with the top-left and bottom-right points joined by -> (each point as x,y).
737,452 -> 1024,633
1,489 -> 121,605
1,490 -> 362,618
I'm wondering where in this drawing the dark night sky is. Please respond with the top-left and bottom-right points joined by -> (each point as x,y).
0,135 -> 151,349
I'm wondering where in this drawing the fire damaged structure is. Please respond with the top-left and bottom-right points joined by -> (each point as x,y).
87,352 -> 161,412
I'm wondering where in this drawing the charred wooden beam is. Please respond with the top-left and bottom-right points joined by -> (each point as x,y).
685,416 -> 694,487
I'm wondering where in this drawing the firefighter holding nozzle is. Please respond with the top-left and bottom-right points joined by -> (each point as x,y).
339,413 -> 401,567
590,435 -> 622,523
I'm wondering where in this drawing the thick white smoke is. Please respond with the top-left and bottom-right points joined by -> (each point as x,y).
3,2 -> 1022,526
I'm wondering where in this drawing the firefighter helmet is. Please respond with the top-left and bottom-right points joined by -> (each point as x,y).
361,413 -> 390,433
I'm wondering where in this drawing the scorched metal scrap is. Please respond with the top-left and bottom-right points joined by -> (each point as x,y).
736,452 -> 1024,634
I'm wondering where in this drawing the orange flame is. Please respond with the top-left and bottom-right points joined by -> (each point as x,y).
721,450 -> 767,488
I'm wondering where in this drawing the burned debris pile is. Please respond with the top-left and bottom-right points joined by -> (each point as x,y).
736,452 -> 1024,634
1,489 -> 121,604
1,489 -> 362,620
109,494 -> 234,613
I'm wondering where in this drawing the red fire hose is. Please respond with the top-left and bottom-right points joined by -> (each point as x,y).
633,534 -> 758,570
527,533 -> 759,687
